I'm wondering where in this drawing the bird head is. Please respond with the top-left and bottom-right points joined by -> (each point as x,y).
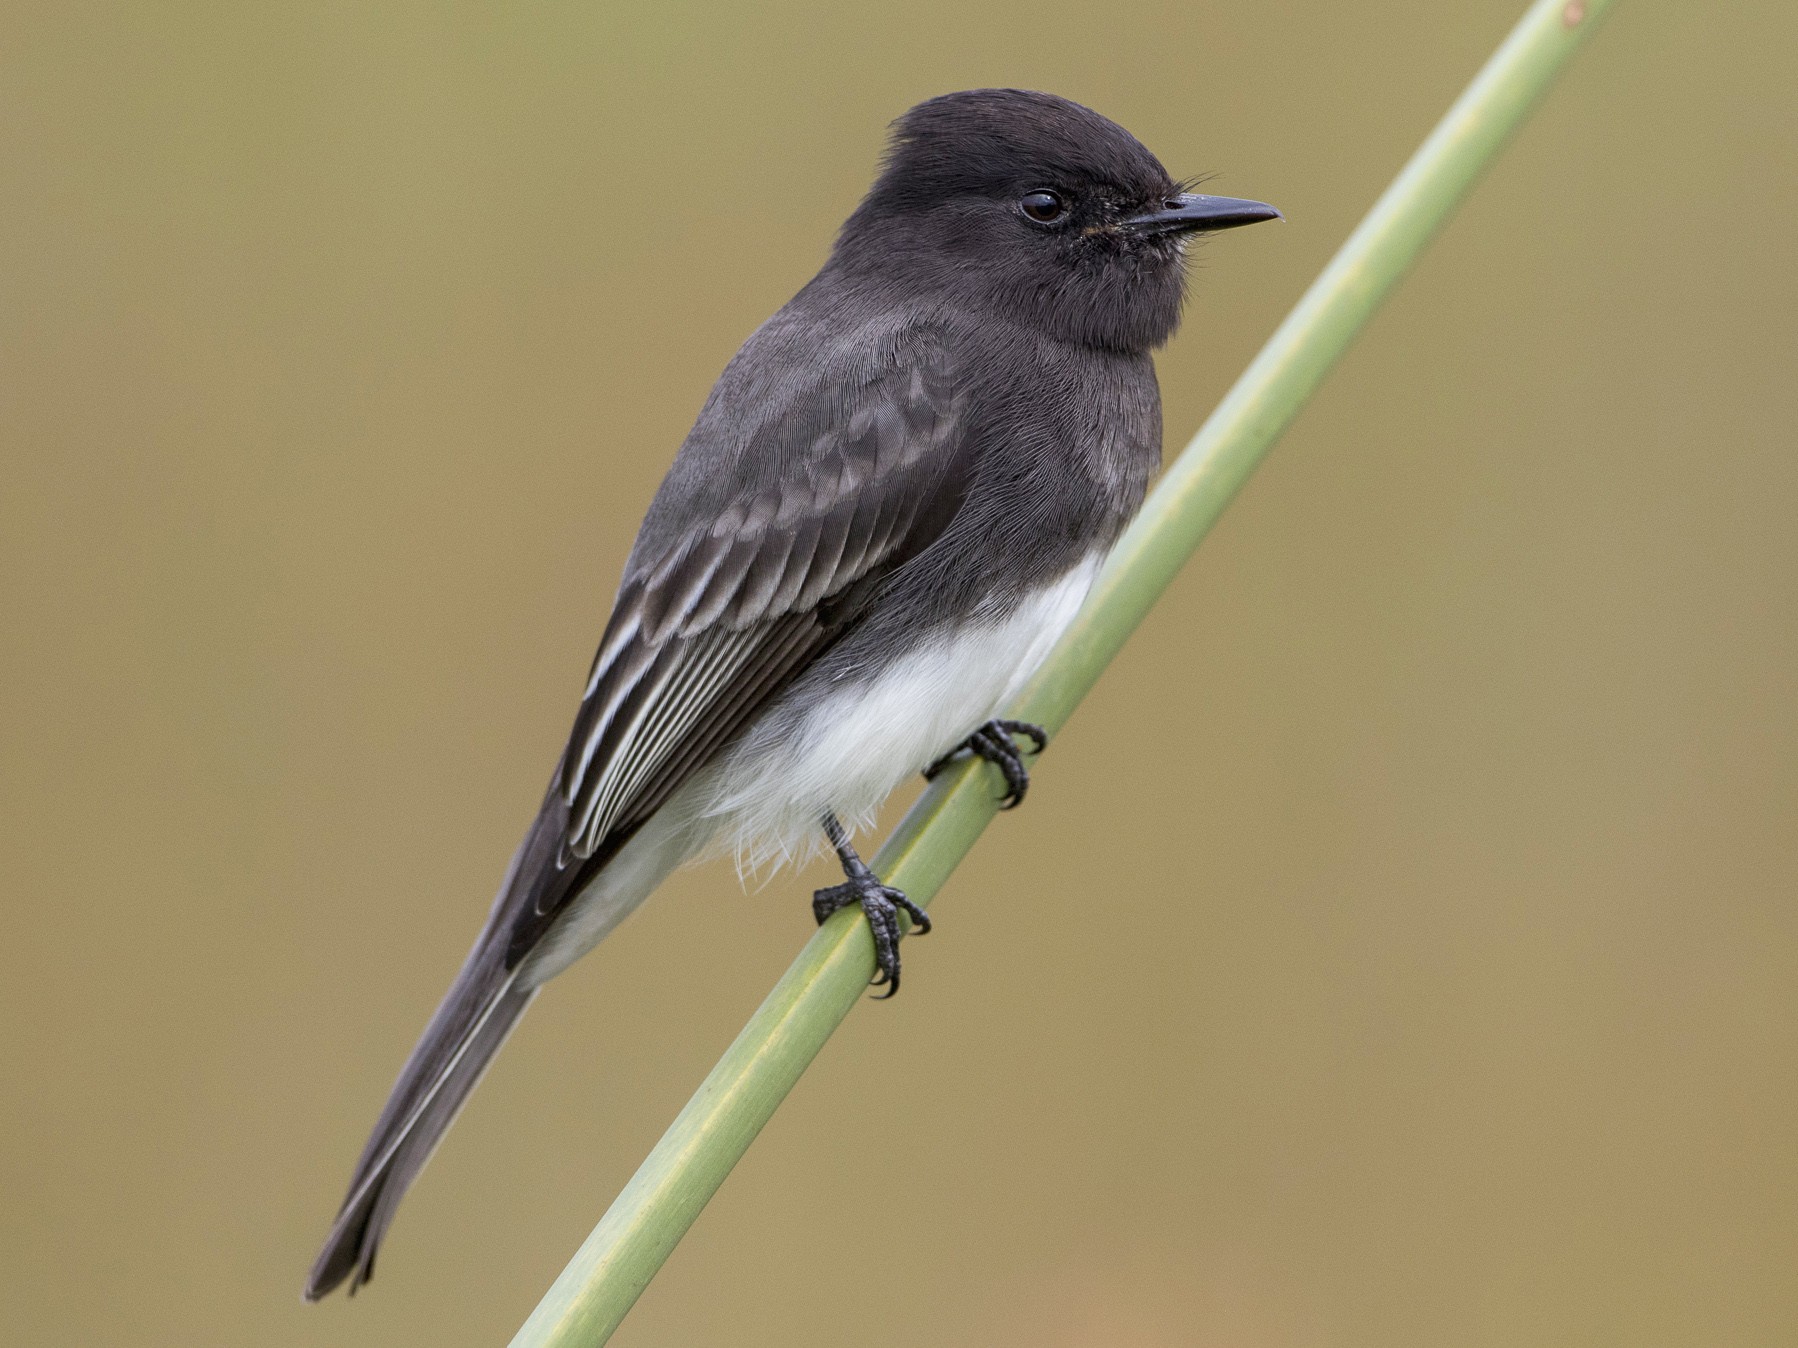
835,88 -> 1280,352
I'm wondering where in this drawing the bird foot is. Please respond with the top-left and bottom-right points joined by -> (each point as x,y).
813,860 -> 930,999
923,719 -> 1049,808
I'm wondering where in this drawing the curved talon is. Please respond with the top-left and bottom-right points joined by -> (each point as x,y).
815,811 -> 933,997
813,877 -> 925,996
922,719 -> 1049,808
972,727 -> 1029,808
994,719 -> 1049,754
894,893 -> 931,936
978,732 -> 1030,809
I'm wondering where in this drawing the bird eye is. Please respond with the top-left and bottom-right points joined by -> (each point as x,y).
1018,190 -> 1068,224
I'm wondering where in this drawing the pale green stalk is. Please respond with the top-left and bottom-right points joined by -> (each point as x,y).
511,2 -> 1616,1342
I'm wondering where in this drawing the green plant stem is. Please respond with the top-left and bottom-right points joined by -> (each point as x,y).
510,2 -> 1615,1342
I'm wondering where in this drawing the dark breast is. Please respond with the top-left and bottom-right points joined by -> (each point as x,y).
912,329 -> 1156,603
805,324 -> 1161,683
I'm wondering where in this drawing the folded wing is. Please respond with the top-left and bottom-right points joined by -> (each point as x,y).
519,325 -> 971,954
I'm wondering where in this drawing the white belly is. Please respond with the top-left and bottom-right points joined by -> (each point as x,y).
697,554 -> 1102,875
518,554 -> 1101,987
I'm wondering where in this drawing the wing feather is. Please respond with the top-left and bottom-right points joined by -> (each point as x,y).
535,322 -> 970,947
724,529 -> 798,628
611,611 -> 823,834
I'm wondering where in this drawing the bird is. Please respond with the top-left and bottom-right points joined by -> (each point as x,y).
305,87 -> 1279,1301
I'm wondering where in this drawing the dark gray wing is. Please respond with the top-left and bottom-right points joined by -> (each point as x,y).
512,322 -> 971,956
560,375 -> 963,844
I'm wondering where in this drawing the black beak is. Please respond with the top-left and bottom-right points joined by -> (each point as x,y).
1123,192 -> 1283,236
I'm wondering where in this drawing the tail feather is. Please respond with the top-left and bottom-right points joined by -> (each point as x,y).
305,956 -> 536,1300
307,790 -> 578,1300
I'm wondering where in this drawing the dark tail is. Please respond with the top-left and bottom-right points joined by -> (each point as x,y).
306,779 -> 605,1299
303,798 -> 573,1301
304,936 -> 536,1300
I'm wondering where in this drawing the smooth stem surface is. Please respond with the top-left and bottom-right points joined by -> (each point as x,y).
511,2 -> 1615,1342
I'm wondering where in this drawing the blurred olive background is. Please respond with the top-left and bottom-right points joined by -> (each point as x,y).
5,2 -> 1795,1344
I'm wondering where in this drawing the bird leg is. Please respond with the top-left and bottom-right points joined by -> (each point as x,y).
812,812 -> 931,998
922,719 -> 1049,809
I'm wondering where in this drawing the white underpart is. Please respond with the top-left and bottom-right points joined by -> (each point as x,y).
517,554 -> 1101,989
700,554 -> 1103,874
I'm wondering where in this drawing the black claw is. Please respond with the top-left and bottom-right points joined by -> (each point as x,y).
892,891 -> 932,936
975,731 -> 1029,809
819,880 -> 927,999
923,719 -> 1048,809
814,812 -> 930,997
994,719 -> 1049,754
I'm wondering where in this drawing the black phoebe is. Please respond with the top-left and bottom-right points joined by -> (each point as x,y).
306,87 -> 1277,1300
